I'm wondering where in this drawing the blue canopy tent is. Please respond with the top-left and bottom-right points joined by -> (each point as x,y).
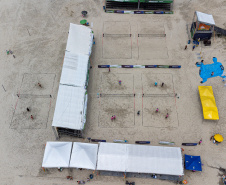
184,155 -> 202,171
196,57 -> 225,83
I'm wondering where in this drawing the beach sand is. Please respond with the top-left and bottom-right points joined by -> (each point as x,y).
0,0 -> 226,184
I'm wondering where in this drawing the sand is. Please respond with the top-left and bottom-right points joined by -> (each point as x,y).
0,0 -> 226,184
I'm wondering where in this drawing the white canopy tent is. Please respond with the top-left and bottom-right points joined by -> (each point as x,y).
97,142 -> 127,172
52,85 -> 88,130
126,144 -> 183,175
97,143 -> 184,176
69,142 -> 98,170
42,142 -> 72,168
60,52 -> 89,87
196,11 -> 215,25
42,142 -> 184,178
52,24 -> 93,138
66,23 -> 93,56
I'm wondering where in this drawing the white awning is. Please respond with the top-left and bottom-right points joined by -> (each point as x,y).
69,142 -> 98,170
52,85 -> 87,130
52,23 -> 92,131
97,143 -> 184,176
126,144 -> 183,175
60,52 -> 89,87
42,142 -> 72,168
66,23 -> 93,56
97,143 -> 127,172
196,11 -> 215,25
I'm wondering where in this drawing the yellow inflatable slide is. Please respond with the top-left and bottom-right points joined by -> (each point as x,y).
198,86 -> 219,120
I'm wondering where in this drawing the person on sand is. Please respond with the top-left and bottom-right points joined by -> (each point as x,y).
137,111 -> 140,115
156,108 -> 159,113
154,82 -> 157,86
77,181 -> 85,184
108,67 -> 110,72
192,45 -> 195,51
165,113 -> 169,119
38,83 -> 42,88
222,175 -> 225,182
31,115 -> 34,120
67,176 -> 73,180
111,116 -> 114,121
27,108 -> 30,112
161,83 -> 164,87
113,115 -> 116,120
210,136 -> 214,141
199,139 -> 202,145
184,45 -> 187,50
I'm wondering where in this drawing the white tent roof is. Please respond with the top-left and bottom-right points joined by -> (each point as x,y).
42,142 -> 72,168
69,142 -> 98,170
60,52 -> 89,87
97,143 -> 184,176
66,23 -> 93,56
196,11 -> 215,25
126,144 -> 183,175
97,143 -> 127,172
52,85 -> 87,130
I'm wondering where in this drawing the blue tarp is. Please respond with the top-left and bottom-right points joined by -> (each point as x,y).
185,155 -> 202,171
196,57 -> 225,83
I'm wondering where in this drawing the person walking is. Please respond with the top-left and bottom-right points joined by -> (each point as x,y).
184,45 -> 187,50
210,136 -> 214,141
31,115 -> 34,120
199,139 -> 202,145
113,115 -> 116,120
111,116 -> 114,121
192,45 -> 195,51
38,83 -> 42,88
109,67 -> 110,72
165,113 -> 169,119
156,108 -> 159,113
